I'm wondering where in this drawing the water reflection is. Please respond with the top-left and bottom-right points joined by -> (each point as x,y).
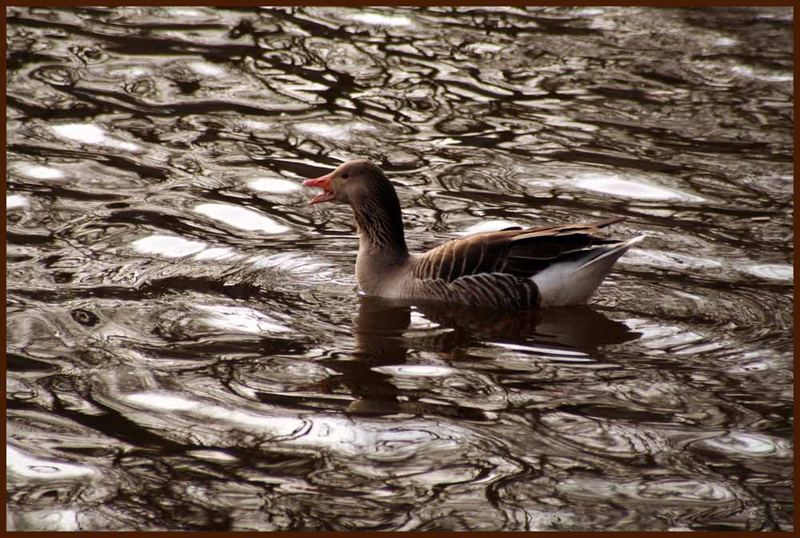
131,234 -> 207,258
7,194 -> 29,210
7,445 -> 96,480
573,172 -> 705,202
194,203 -> 291,234
247,177 -> 302,194
7,5 -> 793,532
12,163 -> 66,180
51,123 -> 142,152
337,297 -> 640,417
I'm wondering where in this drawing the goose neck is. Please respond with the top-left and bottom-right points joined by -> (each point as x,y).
352,198 -> 408,256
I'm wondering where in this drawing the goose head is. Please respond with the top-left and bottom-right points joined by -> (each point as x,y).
303,159 -> 407,253
303,159 -> 392,206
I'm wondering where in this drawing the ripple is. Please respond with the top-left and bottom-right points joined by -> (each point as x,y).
123,392 -> 308,436
557,477 -> 737,505
539,412 -> 659,457
187,61 -> 227,78
7,444 -> 95,480
119,390 -> 477,462
185,449 -> 239,462
166,7 -> 210,18
131,234 -> 207,258
7,194 -> 29,210
573,173 -> 703,202
247,252 -> 337,280
195,304 -> 292,334
248,177 -> 302,194
8,509 -> 81,532
296,417 -> 467,460
51,123 -> 141,153
231,357 -> 337,393
293,120 -> 378,141
489,342 -> 591,361
543,116 -> 599,132
372,365 -> 459,377
621,248 -> 723,271
13,164 -> 65,180
713,37 -> 738,47
194,203 -> 291,234
623,318 -> 706,351
731,64 -> 793,83
339,11 -> 413,27
689,431 -> 790,458
741,263 -> 793,282
192,247 -> 241,261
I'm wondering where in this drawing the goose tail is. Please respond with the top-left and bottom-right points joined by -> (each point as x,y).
532,235 -> 644,307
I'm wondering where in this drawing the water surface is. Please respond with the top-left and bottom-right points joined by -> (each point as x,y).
6,6 -> 793,531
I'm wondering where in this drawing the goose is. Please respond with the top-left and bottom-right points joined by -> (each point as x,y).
303,159 -> 643,308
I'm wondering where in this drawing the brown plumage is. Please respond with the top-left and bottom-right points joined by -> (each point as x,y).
304,159 -> 643,308
413,220 -> 623,282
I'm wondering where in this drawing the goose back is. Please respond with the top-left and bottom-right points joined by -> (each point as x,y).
409,219 -> 629,308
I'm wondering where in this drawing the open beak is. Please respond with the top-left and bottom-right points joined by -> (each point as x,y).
303,172 -> 335,204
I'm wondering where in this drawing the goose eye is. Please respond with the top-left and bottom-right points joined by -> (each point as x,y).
341,173 -> 349,179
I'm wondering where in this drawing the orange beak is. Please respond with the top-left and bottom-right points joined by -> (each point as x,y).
303,172 -> 335,204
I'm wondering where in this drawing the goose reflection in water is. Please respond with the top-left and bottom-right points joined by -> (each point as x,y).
325,296 -> 640,417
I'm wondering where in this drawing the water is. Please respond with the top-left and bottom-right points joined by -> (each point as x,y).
6,6 -> 793,531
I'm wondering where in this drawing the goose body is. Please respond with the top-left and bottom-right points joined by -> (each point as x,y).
304,159 -> 642,308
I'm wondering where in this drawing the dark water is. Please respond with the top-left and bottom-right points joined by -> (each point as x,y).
6,6 -> 793,531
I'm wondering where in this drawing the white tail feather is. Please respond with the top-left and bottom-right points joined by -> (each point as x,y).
532,235 -> 644,307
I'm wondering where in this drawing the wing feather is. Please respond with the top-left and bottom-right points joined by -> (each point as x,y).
413,219 -> 626,282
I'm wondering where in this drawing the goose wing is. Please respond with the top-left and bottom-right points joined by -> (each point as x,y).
412,219 -> 624,282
